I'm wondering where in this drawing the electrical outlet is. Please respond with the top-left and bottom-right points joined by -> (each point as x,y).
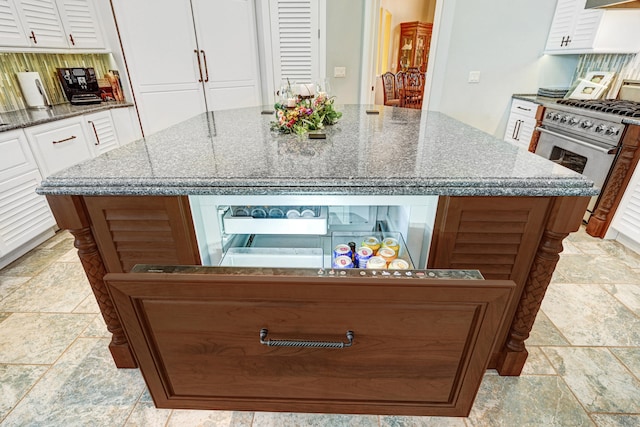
468,71 -> 480,83
334,67 -> 346,78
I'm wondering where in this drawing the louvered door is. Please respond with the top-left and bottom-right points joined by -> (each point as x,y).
15,0 -> 68,48
269,0 -> 322,86
0,129 -> 55,257
0,0 -> 29,46
85,111 -> 119,155
611,166 -> 640,248
84,196 -> 201,273
55,0 -> 104,49
428,197 -> 550,285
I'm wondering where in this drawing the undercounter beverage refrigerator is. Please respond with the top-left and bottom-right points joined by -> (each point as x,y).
189,195 -> 440,270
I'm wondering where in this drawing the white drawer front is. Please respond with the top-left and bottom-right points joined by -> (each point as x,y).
510,99 -> 539,119
26,119 -> 92,177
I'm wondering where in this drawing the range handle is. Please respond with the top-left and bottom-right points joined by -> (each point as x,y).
536,126 -> 616,155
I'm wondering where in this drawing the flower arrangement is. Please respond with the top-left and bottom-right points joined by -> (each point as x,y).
270,85 -> 342,135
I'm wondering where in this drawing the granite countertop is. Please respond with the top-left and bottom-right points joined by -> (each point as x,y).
0,101 -> 133,132
36,104 -> 598,197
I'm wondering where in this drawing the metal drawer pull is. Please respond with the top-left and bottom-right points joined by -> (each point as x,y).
259,328 -> 354,349
52,136 -> 77,144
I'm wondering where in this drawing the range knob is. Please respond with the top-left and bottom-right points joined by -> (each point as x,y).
595,124 -> 606,133
605,126 -> 620,136
581,120 -> 594,129
546,112 -> 554,119
552,113 -> 561,121
568,117 -> 579,125
559,115 -> 569,123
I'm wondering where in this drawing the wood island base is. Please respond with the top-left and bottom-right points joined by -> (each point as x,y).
46,193 -> 590,413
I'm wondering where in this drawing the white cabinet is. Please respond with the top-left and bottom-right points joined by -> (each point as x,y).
84,110 -> 119,155
0,0 -> 29,46
111,0 -> 261,135
110,107 -> 142,145
610,165 -> 640,253
7,0 -> 104,49
504,99 -> 541,149
0,129 -> 55,263
24,116 -> 93,177
55,0 -> 104,49
545,0 -> 640,54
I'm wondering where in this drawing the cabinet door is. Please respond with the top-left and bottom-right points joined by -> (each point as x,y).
0,129 -> 37,182
545,0 -> 577,52
0,170 -> 55,257
84,196 -> 201,273
55,0 -> 104,49
84,110 -> 118,155
109,107 -> 142,145
106,269 -> 514,416
611,166 -> 640,246
504,115 -> 537,147
568,4 -> 601,50
192,0 -> 262,111
266,0 -> 322,90
0,0 -> 29,46
25,117 -> 92,177
110,0 -> 206,135
15,0 -> 69,48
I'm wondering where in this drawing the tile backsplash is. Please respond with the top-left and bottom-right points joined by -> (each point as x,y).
572,53 -> 640,99
0,52 -> 113,112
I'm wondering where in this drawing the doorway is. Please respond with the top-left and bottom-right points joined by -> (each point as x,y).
360,0 -> 440,110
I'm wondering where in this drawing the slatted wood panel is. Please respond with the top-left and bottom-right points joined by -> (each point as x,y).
429,197 -> 550,284
84,196 -> 201,272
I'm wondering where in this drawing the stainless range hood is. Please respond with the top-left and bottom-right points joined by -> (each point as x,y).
585,0 -> 640,9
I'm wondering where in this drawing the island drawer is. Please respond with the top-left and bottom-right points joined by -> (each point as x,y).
105,267 -> 515,416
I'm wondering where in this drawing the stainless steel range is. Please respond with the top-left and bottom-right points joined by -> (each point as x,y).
535,98 -> 639,221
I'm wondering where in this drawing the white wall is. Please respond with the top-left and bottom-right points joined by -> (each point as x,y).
326,0 -> 365,103
428,0 -> 579,138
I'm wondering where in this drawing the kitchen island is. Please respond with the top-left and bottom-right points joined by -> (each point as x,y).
37,105 -> 595,416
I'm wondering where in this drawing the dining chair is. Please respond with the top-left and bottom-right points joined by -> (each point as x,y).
382,72 -> 400,107
401,69 -> 425,109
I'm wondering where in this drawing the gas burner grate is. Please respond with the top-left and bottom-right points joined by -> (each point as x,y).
556,99 -> 640,117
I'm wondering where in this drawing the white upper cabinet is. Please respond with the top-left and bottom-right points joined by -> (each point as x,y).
15,0 -> 69,48
55,0 -> 104,49
545,0 -> 640,54
5,0 -> 104,49
0,0 -> 29,46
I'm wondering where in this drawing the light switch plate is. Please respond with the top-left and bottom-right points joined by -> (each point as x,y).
468,71 -> 480,83
334,67 -> 346,78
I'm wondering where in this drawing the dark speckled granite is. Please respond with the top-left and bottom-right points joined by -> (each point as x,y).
36,105 -> 598,197
0,101 -> 133,131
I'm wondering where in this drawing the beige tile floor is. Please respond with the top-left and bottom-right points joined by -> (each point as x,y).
0,228 -> 639,426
